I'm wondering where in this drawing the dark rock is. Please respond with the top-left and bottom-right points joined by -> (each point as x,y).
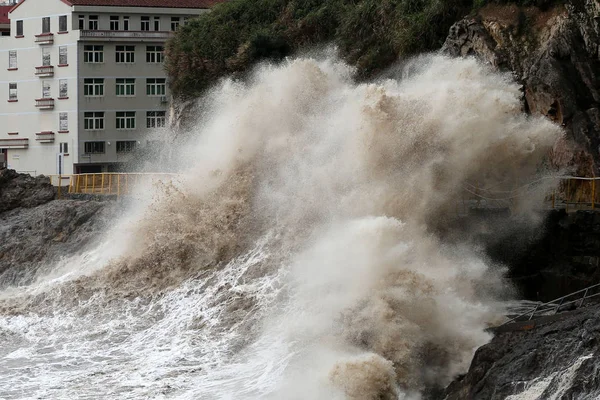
0,169 -> 56,213
444,304 -> 600,399
443,0 -> 600,174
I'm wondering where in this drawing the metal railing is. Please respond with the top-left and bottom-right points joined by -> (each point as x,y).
48,172 -> 179,198
502,283 -> 600,325
80,30 -> 172,40
461,176 -> 600,213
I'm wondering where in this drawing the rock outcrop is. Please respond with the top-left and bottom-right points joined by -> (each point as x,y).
444,303 -> 600,399
0,168 -> 56,213
0,170 -> 116,286
443,0 -> 600,175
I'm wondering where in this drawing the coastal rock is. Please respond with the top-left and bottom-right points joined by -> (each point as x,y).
443,0 -> 600,174
0,169 -> 56,213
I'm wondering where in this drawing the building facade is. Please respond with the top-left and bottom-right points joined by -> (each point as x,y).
0,0 -> 219,175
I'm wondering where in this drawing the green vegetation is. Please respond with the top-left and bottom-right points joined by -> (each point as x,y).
165,0 -> 560,99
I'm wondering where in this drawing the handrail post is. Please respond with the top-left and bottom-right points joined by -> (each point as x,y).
579,288 -> 590,308
101,173 -> 105,194
592,179 -> 595,210
108,174 -> 112,194
566,179 -> 571,212
85,174 -> 89,194
117,174 -> 121,198
92,173 -> 96,193
528,304 -> 540,320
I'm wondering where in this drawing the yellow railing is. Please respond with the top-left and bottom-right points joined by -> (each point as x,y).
48,173 -> 179,198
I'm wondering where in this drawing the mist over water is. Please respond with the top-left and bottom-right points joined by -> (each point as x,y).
0,55 -> 562,399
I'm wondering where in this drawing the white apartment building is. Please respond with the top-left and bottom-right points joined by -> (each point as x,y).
0,0 -> 222,175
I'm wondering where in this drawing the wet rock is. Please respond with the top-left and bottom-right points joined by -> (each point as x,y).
444,304 -> 600,399
0,169 -> 56,213
443,0 -> 600,173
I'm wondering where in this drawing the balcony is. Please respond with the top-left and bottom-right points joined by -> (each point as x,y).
160,95 -> 168,104
0,138 -> 28,149
35,98 -> 54,110
35,65 -> 54,77
35,131 -> 55,143
80,30 -> 172,42
35,33 -> 54,45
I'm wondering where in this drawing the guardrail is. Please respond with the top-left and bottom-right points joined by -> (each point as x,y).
462,176 -> 600,213
502,282 -> 600,325
48,173 -> 179,198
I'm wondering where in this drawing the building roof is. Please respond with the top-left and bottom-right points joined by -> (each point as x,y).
11,0 -> 225,13
0,5 -> 11,25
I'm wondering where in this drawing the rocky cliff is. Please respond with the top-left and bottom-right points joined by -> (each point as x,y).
443,0 -> 600,175
0,170 -> 115,287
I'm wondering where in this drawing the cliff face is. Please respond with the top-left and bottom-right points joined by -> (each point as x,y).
443,0 -> 600,175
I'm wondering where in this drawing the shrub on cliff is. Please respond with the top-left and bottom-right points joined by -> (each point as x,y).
165,0 -> 473,99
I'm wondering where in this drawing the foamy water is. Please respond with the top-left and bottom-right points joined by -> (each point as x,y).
0,55 -> 562,399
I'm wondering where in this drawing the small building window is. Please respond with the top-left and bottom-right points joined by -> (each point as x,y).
116,141 -> 137,153
59,79 -> 68,98
42,81 -> 51,98
123,16 -> 130,31
83,78 -> 104,96
141,16 -> 150,31
146,111 -> 166,128
116,111 -> 136,130
8,50 -> 17,69
116,78 -> 135,96
59,46 -> 67,65
171,17 -> 180,31
146,46 -> 164,63
8,83 -> 17,101
59,15 -> 67,32
59,113 -> 68,132
146,78 -> 166,96
78,15 -> 84,30
42,17 -> 50,33
84,113 -> 104,130
83,45 -> 103,63
84,141 -> 105,153
153,16 -> 160,31
60,142 -> 68,153
115,45 -> 135,63
88,15 -> 98,30
110,16 -> 119,31
16,20 -> 23,36
42,47 -> 51,66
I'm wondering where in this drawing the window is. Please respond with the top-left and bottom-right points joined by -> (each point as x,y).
8,83 -> 17,101
42,47 -> 51,66
141,16 -> 150,31
59,46 -> 67,65
88,15 -> 98,30
42,81 -> 51,98
60,142 -> 68,153
146,111 -> 166,128
116,78 -> 135,96
42,17 -> 50,33
8,50 -> 16,69
116,111 -> 136,129
59,80 -> 68,98
83,45 -> 103,63
59,113 -> 68,132
110,16 -> 119,31
84,141 -> 105,153
84,78 -> 104,96
146,78 -> 166,96
153,16 -> 160,31
78,15 -> 84,30
84,113 -> 104,130
115,45 -> 135,63
59,15 -> 67,32
146,46 -> 164,63
171,17 -> 180,31
116,141 -> 136,153
123,16 -> 130,31
16,20 -> 23,36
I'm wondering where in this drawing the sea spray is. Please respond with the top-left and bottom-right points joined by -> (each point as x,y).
0,54 -> 562,399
